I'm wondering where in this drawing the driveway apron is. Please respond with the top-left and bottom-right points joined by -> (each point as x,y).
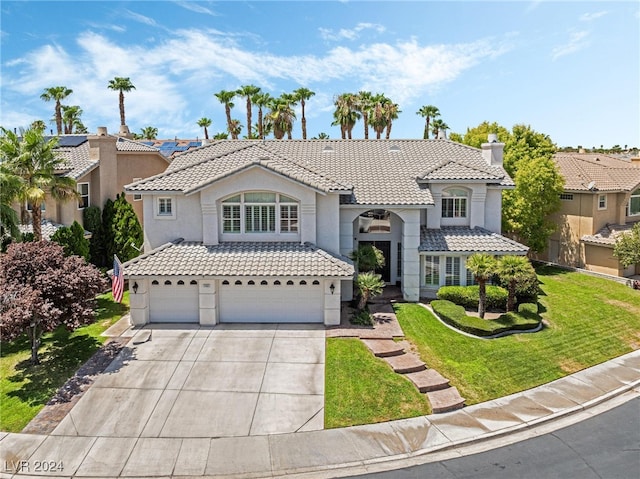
51,323 -> 325,439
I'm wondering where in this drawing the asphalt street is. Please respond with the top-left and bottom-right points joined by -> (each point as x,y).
357,397 -> 640,479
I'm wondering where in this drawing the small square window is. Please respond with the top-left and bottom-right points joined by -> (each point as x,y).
157,197 -> 174,217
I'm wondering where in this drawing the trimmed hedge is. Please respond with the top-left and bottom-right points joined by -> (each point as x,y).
437,285 -> 508,310
430,300 -> 541,337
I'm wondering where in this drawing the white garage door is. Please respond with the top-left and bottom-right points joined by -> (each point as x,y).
149,279 -> 199,323
219,279 -> 323,323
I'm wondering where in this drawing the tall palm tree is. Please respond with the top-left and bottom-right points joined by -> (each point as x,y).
466,253 -> 497,319
416,105 -> 440,139
30,120 -> 47,132
368,94 -> 388,140
253,92 -> 272,140
384,101 -> 401,139
496,255 -> 533,312
293,87 -> 315,140
431,118 -> 449,139
197,117 -> 212,140
61,105 -> 83,134
333,93 -> 360,140
356,91 -> 373,139
279,93 -> 298,139
228,119 -> 242,139
140,126 -> 158,139
214,90 -> 237,139
236,85 -> 261,139
0,127 -> 78,241
107,77 -> 136,126
40,86 -> 73,135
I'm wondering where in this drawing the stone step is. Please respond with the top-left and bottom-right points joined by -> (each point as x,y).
405,369 -> 450,392
383,353 -> 426,374
361,339 -> 405,358
427,386 -> 465,413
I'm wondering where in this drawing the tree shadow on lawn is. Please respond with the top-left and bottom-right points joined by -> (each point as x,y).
6,328 -> 102,406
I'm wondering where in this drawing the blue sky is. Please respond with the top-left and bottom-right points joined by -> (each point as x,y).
1,1 -> 638,148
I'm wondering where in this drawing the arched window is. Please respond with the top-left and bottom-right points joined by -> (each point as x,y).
358,209 -> 391,233
177,280 -> 185,285
442,188 -> 468,218
248,280 -> 255,285
312,280 -> 320,285
286,280 -> 294,285
274,280 -> 281,285
222,280 -> 230,285
164,280 -> 172,285
260,280 -> 268,285
152,280 -> 159,285
300,280 -> 307,285
190,280 -> 198,285
222,192 -> 299,234
235,280 -> 242,285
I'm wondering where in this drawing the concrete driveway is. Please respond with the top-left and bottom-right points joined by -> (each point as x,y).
51,323 -> 325,438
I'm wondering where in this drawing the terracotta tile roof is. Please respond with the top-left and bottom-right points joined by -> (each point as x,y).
115,137 -> 160,152
122,240 -> 355,277
55,141 -> 97,179
554,153 -> 640,192
581,221 -> 639,246
419,226 -> 528,254
131,139 -> 513,206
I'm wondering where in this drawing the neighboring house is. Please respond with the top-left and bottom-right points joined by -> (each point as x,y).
539,152 -> 640,277
122,136 -> 527,326
138,139 -> 205,159
18,128 -> 170,229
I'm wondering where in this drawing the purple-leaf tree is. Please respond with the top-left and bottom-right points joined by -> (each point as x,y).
0,241 -> 107,364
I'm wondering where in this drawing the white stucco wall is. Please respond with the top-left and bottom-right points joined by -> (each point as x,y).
316,193 -> 341,253
143,194 -> 202,249
484,188 -> 503,233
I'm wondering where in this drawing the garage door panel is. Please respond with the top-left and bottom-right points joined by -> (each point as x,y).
150,282 -> 199,323
220,283 -> 323,323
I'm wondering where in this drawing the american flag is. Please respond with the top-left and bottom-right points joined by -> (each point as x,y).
112,255 -> 124,303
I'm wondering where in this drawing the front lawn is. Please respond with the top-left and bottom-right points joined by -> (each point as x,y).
325,338 -> 430,428
0,291 -> 129,432
396,266 -> 640,405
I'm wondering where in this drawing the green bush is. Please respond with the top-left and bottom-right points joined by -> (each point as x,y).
50,221 -> 89,260
494,268 -> 539,304
431,300 -> 540,337
351,309 -> 374,326
437,285 -> 508,310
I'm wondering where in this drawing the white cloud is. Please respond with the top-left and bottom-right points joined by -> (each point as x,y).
319,22 -> 386,41
123,9 -> 159,27
174,1 -> 218,16
580,11 -> 607,22
551,30 -> 590,61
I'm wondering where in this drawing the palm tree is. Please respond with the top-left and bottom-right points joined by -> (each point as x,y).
356,91 -> 373,139
279,93 -> 298,139
228,119 -> 242,139
107,77 -> 136,126
40,86 -> 73,135
384,101 -> 401,139
355,271 -> 385,311
214,90 -> 237,139
0,127 -> 78,241
30,120 -> 47,132
431,118 -> 449,139
466,253 -> 497,319
197,117 -> 212,140
496,255 -> 533,312
416,105 -> 440,139
313,132 -> 330,139
332,93 -> 360,139
0,163 -> 23,241
236,85 -> 261,139
368,94 -> 388,139
293,87 -> 315,139
140,126 -> 158,139
266,96 -> 296,140
213,132 -> 229,140
253,92 -> 272,140
61,105 -> 83,134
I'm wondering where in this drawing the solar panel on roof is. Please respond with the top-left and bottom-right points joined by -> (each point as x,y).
187,141 -> 202,147
161,141 -> 177,148
174,146 -> 188,151
141,141 -> 155,146
57,136 -> 87,147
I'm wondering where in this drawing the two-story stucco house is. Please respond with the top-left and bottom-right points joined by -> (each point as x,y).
18,127 -> 170,235
539,152 -> 640,277
122,136 -> 527,326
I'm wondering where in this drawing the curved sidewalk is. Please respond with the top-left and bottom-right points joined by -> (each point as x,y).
1,350 -> 639,478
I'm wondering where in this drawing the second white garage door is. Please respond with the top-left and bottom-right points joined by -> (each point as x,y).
149,279 -> 200,323
219,279 -> 324,323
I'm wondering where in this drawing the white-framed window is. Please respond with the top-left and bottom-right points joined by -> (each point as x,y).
26,202 -> 45,212
559,193 -> 574,201
466,267 -> 477,286
627,188 -> 640,216
133,178 -> 142,201
157,197 -> 174,217
445,256 -> 461,286
424,255 -> 440,286
598,194 -> 607,210
77,183 -> 90,209
221,192 -> 299,235
442,188 -> 468,218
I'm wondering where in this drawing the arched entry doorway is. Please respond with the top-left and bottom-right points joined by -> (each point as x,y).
355,209 -> 397,283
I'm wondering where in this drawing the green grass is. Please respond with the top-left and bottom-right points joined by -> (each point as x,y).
396,266 -> 640,405
325,338 -> 430,428
0,291 -> 129,432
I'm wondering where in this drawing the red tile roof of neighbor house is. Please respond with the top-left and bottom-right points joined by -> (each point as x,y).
554,153 -> 640,192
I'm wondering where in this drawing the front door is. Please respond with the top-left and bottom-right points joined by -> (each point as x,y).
361,241 -> 391,283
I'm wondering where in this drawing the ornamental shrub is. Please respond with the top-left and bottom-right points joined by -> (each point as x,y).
437,285 -> 508,310
494,267 -> 539,304
50,221 -> 89,260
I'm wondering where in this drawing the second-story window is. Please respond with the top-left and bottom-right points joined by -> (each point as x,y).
78,183 -> 90,209
598,194 -> 607,210
158,197 -> 173,215
442,188 -> 468,218
222,192 -> 299,234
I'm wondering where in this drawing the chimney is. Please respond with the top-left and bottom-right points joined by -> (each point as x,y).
97,126 -> 108,136
118,125 -> 132,139
89,127 -> 118,206
481,133 -> 504,167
